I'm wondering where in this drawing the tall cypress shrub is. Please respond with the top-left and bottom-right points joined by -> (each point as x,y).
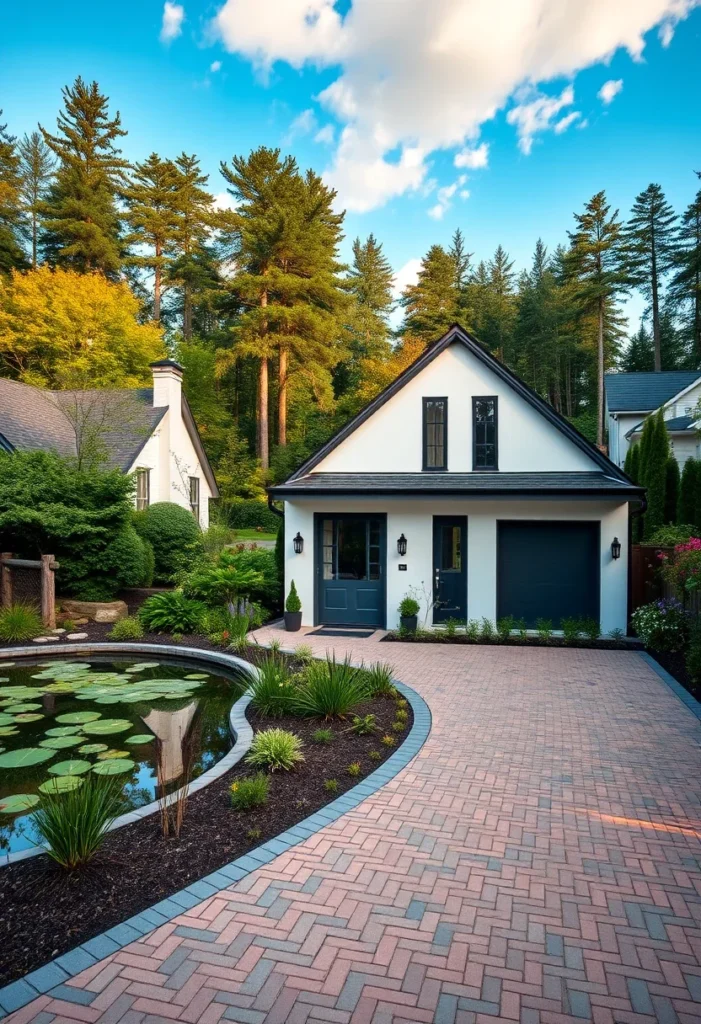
625,443 -> 642,542
678,458 -> 699,527
643,410 -> 669,539
664,457 -> 680,524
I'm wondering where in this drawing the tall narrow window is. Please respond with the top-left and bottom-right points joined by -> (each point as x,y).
423,397 -> 448,471
135,468 -> 150,511
473,397 -> 498,470
189,476 -> 200,522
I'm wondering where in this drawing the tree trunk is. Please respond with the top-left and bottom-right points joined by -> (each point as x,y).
278,347 -> 287,446
650,216 -> 661,371
31,213 -> 37,269
597,297 -> 605,448
154,242 -> 161,322
183,285 -> 192,340
258,289 -> 269,470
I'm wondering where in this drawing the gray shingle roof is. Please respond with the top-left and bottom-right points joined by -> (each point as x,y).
604,371 -> 701,412
269,472 -> 643,498
627,414 -> 697,437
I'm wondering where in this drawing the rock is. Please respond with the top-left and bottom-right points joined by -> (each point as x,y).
61,600 -> 128,624
66,632 -> 88,640
51,628 -> 66,634
32,637 -> 52,643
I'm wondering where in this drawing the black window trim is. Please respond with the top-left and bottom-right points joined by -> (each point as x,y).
472,395 -> 498,471
422,396 -> 448,472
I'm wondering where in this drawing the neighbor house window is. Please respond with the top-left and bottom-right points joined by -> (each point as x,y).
135,468 -> 150,510
473,397 -> 498,470
423,398 -> 448,471
189,476 -> 200,521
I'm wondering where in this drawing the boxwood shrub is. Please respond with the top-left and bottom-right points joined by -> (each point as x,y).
133,502 -> 202,583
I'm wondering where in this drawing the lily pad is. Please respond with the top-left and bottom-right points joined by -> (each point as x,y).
45,725 -> 83,737
185,673 -> 209,680
81,718 -> 132,735
95,696 -> 123,704
48,759 -> 92,776
39,775 -> 83,795
4,703 -> 42,713
125,734 -> 154,745
40,735 -> 84,750
0,746 -> 54,768
78,742 -> 109,754
97,749 -> 129,759
14,713 -> 45,723
56,711 -> 101,725
92,758 -> 135,775
0,726 -> 19,737
127,662 -> 159,671
0,793 -> 40,814
0,714 -> 15,726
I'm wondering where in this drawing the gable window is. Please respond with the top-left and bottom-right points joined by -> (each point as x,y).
189,476 -> 200,522
135,468 -> 150,510
423,398 -> 448,471
473,397 -> 498,470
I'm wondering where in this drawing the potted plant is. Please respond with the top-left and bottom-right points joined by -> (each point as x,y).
284,580 -> 303,632
398,595 -> 420,633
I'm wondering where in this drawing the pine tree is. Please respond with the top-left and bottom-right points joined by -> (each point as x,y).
122,153 -> 181,321
39,78 -> 128,274
339,234 -> 394,394
17,132 -> 55,268
665,457 -> 680,524
643,410 -> 670,539
568,191 -> 628,446
670,178 -> 701,362
625,184 -> 678,371
0,112 -> 27,274
399,244 -> 460,343
478,245 -> 517,360
678,458 -> 699,528
622,323 -> 653,371
167,153 -> 218,339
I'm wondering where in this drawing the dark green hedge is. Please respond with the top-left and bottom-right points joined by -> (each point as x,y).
220,498 -> 282,533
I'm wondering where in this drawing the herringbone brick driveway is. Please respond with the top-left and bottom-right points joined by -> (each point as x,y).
7,632 -> 701,1024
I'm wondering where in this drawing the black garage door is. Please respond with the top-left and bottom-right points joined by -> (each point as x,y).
497,521 -> 600,628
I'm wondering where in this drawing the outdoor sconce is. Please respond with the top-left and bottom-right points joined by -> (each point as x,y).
293,532 -> 304,554
397,533 -> 408,556
611,537 -> 621,560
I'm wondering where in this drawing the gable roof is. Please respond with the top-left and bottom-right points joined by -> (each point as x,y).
604,371 -> 701,413
283,324 -> 631,485
627,414 -> 697,438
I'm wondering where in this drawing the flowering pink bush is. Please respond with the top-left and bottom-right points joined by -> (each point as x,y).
659,538 -> 701,594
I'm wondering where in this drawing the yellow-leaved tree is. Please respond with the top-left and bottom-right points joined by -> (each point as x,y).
0,266 -> 165,388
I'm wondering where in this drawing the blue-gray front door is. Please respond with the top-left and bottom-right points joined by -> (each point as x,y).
315,514 -> 386,627
433,516 -> 467,623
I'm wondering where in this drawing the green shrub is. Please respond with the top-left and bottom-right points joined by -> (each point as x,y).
536,618 -> 553,639
183,563 -> 264,608
295,643 -> 313,663
395,708 -> 408,723
274,522 -> 284,581
248,655 -> 298,717
247,827 -> 262,840
245,728 -> 304,771
647,524 -> 695,547
350,714 -> 377,735
286,580 -> 301,613
561,617 -> 582,644
363,662 -> 394,697
139,591 -> 206,634
230,773 -> 269,810
398,596 -> 420,617
312,727 -> 333,744
323,778 -> 339,793
368,749 -> 381,761
580,618 -> 601,640
221,498 -> 281,533
466,620 -> 480,640
107,615 -> 144,640
183,546 -> 279,608
347,762 -> 361,777
33,776 -> 122,869
391,719 -> 406,732
0,602 -> 43,641
497,615 -> 515,640
202,524 -> 235,558
631,599 -> 690,652
380,734 -> 395,747
74,525 -> 154,601
202,606 -> 249,644
685,629 -> 701,683
291,655 -> 371,718
133,502 -> 202,582
480,618 -> 494,640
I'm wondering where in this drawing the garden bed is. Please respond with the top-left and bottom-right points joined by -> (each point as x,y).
0,670 -> 411,986
648,649 -> 701,699
382,631 -> 641,651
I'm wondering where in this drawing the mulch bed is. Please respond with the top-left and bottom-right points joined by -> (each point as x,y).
382,631 -> 642,651
0,686 -> 411,986
648,649 -> 701,700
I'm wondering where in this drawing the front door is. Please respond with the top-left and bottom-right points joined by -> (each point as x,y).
315,514 -> 386,627
433,516 -> 467,623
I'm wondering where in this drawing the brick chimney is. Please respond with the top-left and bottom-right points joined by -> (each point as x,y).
151,359 -> 183,410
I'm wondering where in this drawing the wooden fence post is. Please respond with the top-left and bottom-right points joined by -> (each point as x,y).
40,554 -> 56,630
0,553 -> 12,609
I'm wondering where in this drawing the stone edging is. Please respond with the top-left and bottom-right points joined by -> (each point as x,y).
0,644 -> 257,867
639,650 -> 701,722
0,644 -> 432,1017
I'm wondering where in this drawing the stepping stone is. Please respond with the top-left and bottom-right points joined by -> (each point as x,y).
66,633 -> 88,641
32,637 -> 53,644
51,628 -> 66,635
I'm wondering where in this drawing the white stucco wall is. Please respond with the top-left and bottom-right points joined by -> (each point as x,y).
607,412 -> 644,468
282,498 -> 630,635
315,344 -> 597,474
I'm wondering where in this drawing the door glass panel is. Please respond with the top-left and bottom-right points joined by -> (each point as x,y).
368,520 -> 380,580
323,519 -> 335,579
440,526 -> 462,571
337,520 -> 368,580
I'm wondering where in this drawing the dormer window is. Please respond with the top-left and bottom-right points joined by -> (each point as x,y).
473,396 -> 498,470
422,398 -> 447,471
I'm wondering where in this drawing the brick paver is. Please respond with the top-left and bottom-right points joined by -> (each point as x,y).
6,629 -> 701,1023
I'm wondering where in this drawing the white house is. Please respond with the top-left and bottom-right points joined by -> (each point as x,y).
605,370 -> 701,470
270,326 -> 644,635
0,359 -> 218,528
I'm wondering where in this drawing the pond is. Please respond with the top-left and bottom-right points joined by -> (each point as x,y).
0,655 -> 249,857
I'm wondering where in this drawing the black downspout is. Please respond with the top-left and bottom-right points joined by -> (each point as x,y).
628,496 -> 647,634
267,494 -> 284,518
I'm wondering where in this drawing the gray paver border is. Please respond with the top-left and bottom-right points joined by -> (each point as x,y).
638,650 -> 701,721
0,643 -> 431,1017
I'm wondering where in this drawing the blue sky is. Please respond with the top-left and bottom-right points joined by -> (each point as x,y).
3,1 -> 701,330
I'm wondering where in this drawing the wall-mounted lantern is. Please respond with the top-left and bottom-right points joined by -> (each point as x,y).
611,537 -> 621,560
293,532 -> 304,554
397,533 -> 408,557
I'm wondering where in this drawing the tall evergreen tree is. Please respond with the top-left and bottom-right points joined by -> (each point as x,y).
678,457 -> 699,527
665,456 -> 680,525
477,245 -> 517,360
625,442 -> 642,540
17,132 -> 55,268
568,191 -> 627,446
622,323 -> 653,371
670,177 -> 701,362
625,183 -> 678,371
167,153 -> 218,339
39,78 -> 128,274
0,112 -> 27,274
122,153 -> 181,321
338,234 -> 394,395
399,244 -> 460,343
642,410 -> 670,539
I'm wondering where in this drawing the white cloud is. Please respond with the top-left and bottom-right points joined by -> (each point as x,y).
427,175 -> 468,219
454,142 -> 489,169
507,85 -> 579,154
212,191 -> 239,211
554,110 -> 581,133
210,60 -> 222,72
210,0 -> 699,210
392,258 -> 422,300
598,78 -> 624,104
160,2 -> 184,43
314,124 -> 335,145
283,108 -> 318,144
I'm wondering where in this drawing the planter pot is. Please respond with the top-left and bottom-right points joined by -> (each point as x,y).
399,615 -> 418,633
284,611 -> 303,632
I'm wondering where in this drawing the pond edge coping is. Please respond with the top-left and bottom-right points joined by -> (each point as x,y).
0,644 -> 258,868
0,641 -> 432,1018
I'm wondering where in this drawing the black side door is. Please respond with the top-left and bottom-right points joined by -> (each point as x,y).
432,516 -> 467,623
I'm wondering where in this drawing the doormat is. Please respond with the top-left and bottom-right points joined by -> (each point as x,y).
308,628 -> 376,638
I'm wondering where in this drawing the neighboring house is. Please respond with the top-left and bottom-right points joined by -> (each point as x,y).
0,359 -> 218,529
270,325 -> 644,634
605,370 -> 701,470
